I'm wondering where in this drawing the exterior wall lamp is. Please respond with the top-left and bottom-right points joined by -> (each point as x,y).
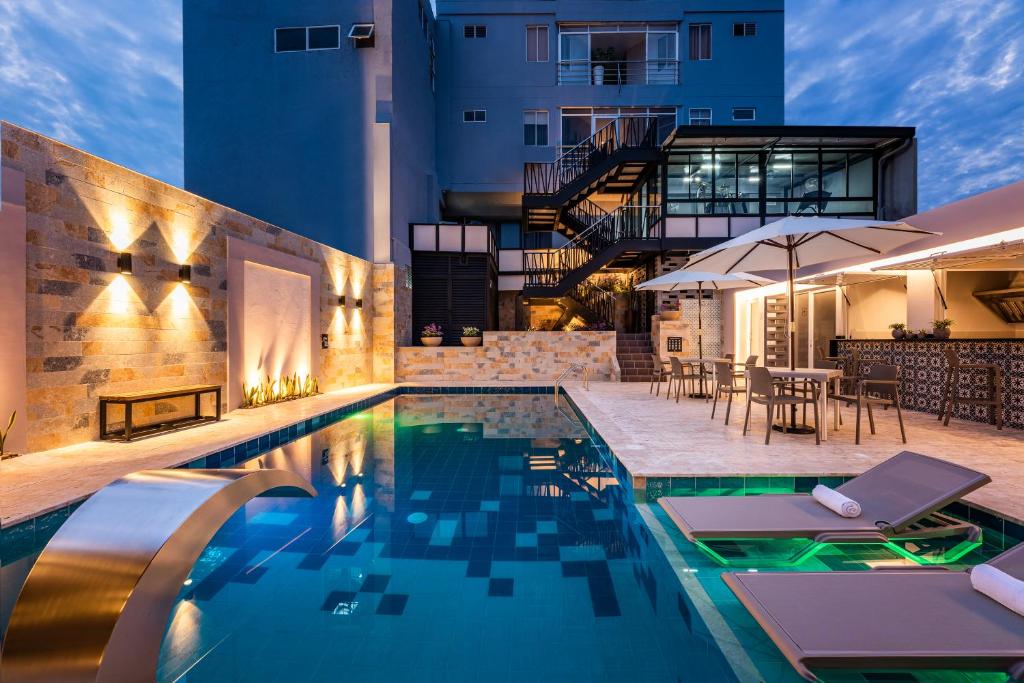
117,252 -> 133,275
178,264 -> 192,283
355,298 -> 363,309
338,295 -> 346,306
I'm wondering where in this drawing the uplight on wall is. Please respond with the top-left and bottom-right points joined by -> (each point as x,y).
178,264 -> 192,283
338,295 -> 347,307
117,252 -> 133,275
355,298 -> 363,309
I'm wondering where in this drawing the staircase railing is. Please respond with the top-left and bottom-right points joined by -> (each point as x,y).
569,279 -> 617,329
524,205 -> 663,288
524,116 -> 660,196
562,197 -> 608,233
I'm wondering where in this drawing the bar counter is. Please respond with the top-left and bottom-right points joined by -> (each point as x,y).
834,338 -> 1023,430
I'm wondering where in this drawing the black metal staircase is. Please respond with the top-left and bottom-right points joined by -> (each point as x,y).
523,116 -> 662,234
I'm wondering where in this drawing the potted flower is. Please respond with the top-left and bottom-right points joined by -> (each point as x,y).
420,322 -> 443,347
461,326 -> 482,347
933,318 -> 953,339
888,322 -> 906,340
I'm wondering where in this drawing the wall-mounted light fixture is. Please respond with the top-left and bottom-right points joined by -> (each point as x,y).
355,298 -> 363,309
178,264 -> 192,283
117,252 -> 133,275
338,295 -> 347,306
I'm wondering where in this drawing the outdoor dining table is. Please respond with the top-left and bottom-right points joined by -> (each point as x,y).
663,357 -> 715,398
763,367 -> 844,442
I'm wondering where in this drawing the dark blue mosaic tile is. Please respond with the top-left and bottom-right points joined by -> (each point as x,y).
376,593 -> 409,615
488,577 -> 513,597
360,574 -> 390,593
231,566 -> 268,583
321,590 -> 358,611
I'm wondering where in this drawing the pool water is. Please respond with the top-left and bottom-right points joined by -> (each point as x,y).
157,394 -> 740,682
1,392 -> 1013,682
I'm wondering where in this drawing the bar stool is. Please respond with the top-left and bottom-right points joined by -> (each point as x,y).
938,348 -> 1004,430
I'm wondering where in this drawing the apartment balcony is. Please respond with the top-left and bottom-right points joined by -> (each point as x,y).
557,59 -> 679,86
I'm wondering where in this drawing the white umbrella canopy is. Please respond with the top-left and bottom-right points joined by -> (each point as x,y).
636,270 -> 773,291
636,271 -> 773,364
683,216 -> 938,369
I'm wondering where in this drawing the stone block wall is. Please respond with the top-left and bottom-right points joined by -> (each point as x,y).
395,331 -> 619,382
2,123 -> 386,452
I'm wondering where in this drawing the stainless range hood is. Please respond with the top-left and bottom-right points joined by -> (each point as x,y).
974,272 -> 1024,323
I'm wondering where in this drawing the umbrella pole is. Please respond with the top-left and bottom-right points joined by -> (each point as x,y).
788,246 -> 796,371
695,285 -> 706,397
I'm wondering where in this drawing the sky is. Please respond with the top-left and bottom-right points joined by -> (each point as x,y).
0,0 -> 1021,211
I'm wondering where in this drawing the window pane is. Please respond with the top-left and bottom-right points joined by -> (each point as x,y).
499,223 -> 521,249
688,25 -> 700,60
309,26 -> 339,49
714,153 -> 737,199
527,27 -> 538,61
561,114 -> 591,149
537,122 -> 548,146
276,28 -> 306,52
849,151 -> 874,196
538,27 -> 549,61
821,152 -> 847,199
766,153 -> 792,198
738,152 -> 760,201
792,152 -> 820,213
524,124 -> 536,145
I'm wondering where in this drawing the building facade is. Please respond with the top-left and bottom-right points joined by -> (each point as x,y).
183,1 -> 915,341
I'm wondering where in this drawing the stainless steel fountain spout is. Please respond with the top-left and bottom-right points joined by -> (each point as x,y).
0,468 -> 316,683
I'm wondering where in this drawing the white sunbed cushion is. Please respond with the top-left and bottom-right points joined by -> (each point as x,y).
811,484 -> 862,518
971,564 -> 1024,617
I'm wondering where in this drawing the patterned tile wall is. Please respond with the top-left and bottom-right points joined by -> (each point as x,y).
837,339 -> 1024,430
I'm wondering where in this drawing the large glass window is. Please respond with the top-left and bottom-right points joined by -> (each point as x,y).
559,106 -> 676,154
667,148 -> 876,217
499,223 -> 522,249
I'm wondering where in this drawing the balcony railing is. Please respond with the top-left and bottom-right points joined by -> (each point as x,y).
524,205 -> 663,288
558,60 -> 679,86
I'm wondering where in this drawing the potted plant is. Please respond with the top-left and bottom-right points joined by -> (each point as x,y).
659,301 -> 681,321
421,322 -> 443,347
918,328 -> 932,339
461,326 -> 482,347
933,318 -> 953,339
591,47 -> 618,85
888,322 -> 906,340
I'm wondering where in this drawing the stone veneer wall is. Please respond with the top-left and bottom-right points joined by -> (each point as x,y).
395,331 -> 619,382
2,123 -> 389,452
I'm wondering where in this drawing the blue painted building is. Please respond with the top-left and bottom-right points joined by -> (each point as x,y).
184,0 -> 916,338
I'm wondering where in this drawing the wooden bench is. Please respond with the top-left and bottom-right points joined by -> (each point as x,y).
99,384 -> 222,441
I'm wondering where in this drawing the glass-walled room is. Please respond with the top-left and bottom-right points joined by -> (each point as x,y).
558,23 -> 679,86
665,148 -> 877,218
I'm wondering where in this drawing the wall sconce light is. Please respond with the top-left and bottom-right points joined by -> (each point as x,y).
117,252 -> 133,275
338,295 -> 347,306
355,298 -> 363,309
178,264 -> 192,283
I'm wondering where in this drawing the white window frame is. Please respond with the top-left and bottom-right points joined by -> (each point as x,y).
688,108 -> 712,126
688,23 -> 712,61
526,25 -> 549,62
308,25 -> 342,51
463,110 -> 487,123
732,107 -> 756,121
523,109 -> 550,146
733,22 -> 757,37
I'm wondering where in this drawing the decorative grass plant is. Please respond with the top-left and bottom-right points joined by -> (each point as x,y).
241,373 -> 320,409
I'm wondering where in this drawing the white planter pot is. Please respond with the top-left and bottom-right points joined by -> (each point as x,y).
592,65 -> 605,85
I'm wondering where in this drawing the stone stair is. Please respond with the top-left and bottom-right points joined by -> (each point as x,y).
616,332 -> 654,383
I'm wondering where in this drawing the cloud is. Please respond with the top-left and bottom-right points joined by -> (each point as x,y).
786,0 -> 1024,211
0,0 -> 183,186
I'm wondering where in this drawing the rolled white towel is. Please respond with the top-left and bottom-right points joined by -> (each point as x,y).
971,564 -> 1024,617
811,484 -> 862,518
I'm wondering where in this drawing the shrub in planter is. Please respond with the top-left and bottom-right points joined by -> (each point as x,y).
888,322 -> 906,339
421,322 -> 443,347
933,318 -> 953,339
461,326 -> 482,346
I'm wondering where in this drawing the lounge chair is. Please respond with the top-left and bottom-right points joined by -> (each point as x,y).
722,542 -> 1024,681
659,451 -> 990,565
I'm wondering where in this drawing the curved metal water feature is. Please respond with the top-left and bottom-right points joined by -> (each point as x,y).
0,468 -> 316,683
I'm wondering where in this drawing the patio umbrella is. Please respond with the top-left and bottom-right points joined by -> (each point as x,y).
637,270 -> 773,361
683,216 -> 938,370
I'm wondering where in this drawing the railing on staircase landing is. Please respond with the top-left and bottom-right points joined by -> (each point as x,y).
523,116 -> 661,197
523,205 -> 663,288
569,279 -> 617,329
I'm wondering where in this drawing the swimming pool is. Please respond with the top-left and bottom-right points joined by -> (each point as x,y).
0,391 -> 1012,682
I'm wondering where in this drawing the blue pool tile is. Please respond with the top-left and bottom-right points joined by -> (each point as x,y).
488,578 -> 513,597
232,566 -> 267,583
515,532 -> 538,548
360,574 -> 390,593
480,500 -> 500,512
466,559 -> 491,578
376,594 -> 409,616
537,520 -> 557,534
321,591 -> 358,611
410,490 -> 432,500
